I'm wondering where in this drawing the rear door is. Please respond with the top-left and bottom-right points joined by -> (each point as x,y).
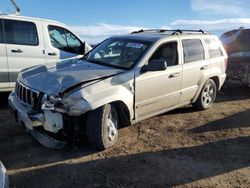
4,18 -> 45,87
204,37 -> 227,78
0,18 -> 9,90
180,38 -> 209,103
42,23 -> 85,63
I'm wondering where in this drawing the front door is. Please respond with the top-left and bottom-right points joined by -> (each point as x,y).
135,41 -> 182,119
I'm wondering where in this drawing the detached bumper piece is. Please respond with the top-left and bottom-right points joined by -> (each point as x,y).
27,129 -> 67,149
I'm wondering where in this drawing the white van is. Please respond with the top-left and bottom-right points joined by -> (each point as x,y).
0,14 -> 91,91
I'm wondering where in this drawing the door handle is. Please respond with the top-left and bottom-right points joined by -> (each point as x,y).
200,65 -> 209,70
48,52 -> 57,56
11,49 -> 23,53
169,72 -> 181,78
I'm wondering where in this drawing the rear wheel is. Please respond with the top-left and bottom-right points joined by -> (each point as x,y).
86,104 -> 118,150
193,79 -> 217,110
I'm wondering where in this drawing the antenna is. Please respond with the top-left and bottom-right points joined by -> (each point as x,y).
10,0 -> 20,15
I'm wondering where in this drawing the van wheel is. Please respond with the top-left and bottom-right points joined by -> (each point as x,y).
86,104 -> 118,150
193,79 -> 217,110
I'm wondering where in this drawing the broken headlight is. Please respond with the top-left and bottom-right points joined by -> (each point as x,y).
41,94 -> 69,113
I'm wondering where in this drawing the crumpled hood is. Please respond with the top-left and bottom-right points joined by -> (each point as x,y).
18,59 -> 124,95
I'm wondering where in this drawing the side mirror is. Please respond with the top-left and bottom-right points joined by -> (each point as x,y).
141,59 -> 167,72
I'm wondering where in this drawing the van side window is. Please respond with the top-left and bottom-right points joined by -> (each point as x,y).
204,38 -> 223,58
4,19 -> 38,46
182,39 -> 204,63
48,25 -> 84,54
0,19 -> 4,43
149,42 -> 178,67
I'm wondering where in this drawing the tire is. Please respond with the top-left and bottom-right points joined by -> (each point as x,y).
193,79 -> 217,110
86,104 -> 119,150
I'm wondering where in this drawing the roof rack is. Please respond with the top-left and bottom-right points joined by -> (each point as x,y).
131,29 -> 211,35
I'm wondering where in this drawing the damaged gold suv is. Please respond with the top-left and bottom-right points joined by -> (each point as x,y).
9,29 -> 228,150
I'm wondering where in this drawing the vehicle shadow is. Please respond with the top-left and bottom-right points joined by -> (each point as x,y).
0,92 -> 10,110
216,83 -> 250,103
165,106 -> 196,115
160,83 -> 250,116
190,109 -> 250,133
9,136 -> 250,187
0,130 -> 96,170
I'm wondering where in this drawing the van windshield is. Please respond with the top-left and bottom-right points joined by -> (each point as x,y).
86,38 -> 152,69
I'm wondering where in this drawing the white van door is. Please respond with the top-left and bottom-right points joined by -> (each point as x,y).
3,18 -> 45,87
43,23 -> 85,63
0,19 -> 9,91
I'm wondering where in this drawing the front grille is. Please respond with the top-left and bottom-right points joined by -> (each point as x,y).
15,81 -> 39,107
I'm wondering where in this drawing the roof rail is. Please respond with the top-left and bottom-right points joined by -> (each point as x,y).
131,29 -> 211,35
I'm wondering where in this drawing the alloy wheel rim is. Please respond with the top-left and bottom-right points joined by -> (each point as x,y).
202,84 -> 215,106
107,110 -> 118,141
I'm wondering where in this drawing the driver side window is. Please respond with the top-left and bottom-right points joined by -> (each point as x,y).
149,41 -> 178,67
48,25 -> 84,54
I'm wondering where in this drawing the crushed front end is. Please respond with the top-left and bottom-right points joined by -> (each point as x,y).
8,81 -> 85,149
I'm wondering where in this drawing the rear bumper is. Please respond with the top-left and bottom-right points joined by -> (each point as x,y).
8,91 -> 43,130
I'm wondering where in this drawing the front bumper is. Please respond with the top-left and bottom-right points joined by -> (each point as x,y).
8,91 -> 43,129
8,91 -> 67,149
8,92 -> 64,133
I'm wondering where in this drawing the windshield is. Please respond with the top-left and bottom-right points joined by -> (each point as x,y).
86,38 -> 152,69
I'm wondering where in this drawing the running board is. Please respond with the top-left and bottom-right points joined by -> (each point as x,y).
27,129 -> 67,149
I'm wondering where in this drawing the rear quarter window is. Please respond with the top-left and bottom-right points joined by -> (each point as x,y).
205,38 -> 223,58
4,19 -> 39,46
182,39 -> 205,63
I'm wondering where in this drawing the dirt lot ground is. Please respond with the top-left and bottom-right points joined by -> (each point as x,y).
0,83 -> 250,188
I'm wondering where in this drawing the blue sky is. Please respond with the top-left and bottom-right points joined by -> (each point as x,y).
1,0 -> 250,43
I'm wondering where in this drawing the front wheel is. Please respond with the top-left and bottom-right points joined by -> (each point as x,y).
193,79 -> 217,110
86,104 -> 119,150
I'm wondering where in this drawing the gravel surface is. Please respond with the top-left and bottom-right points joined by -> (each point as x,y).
0,84 -> 250,188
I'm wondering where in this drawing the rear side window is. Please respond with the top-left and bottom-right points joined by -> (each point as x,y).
4,19 -> 39,46
182,39 -> 205,63
204,38 -> 223,58
0,19 -> 4,43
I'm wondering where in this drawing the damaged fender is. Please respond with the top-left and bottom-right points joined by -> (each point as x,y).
62,71 -> 135,119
